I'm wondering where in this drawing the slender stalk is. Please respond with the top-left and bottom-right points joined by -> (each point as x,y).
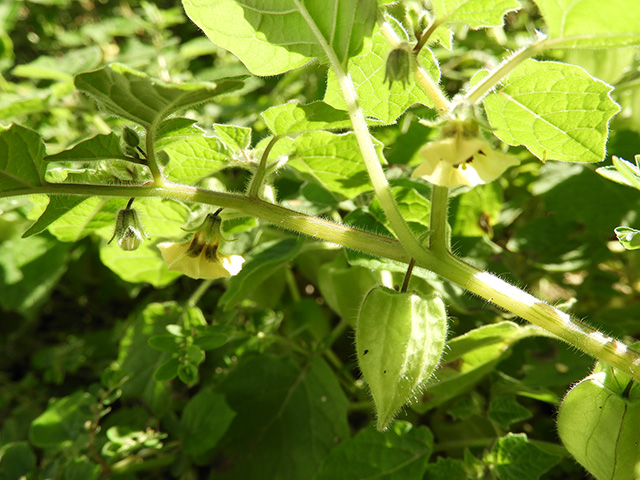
464,37 -> 547,104
144,126 -> 165,184
428,185 -> 449,253
248,135 -> 280,198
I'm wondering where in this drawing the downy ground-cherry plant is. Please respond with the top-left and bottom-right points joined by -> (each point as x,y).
2,0 -> 640,478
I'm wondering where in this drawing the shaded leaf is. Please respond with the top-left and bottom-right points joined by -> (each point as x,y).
182,0 -> 377,76
0,124 -> 45,194
180,389 -> 235,457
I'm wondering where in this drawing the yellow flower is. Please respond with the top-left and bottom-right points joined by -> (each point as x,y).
157,214 -> 244,280
412,136 -> 519,187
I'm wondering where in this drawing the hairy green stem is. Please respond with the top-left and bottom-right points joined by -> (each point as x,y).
248,135 -> 280,198
144,126 -> 165,183
428,185 -> 450,253
8,180 -> 640,381
464,37 -> 547,104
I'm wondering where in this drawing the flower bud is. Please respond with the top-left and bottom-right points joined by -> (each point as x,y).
122,126 -> 140,148
384,43 -> 413,87
111,208 -> 145,251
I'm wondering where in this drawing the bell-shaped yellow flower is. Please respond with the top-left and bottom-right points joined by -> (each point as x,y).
412,136 -> 519,187
157,214 -> 244,280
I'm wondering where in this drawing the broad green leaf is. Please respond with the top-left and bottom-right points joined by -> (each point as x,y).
413,322 -> 543,412
484,60 -> 619,163
99,243 -> 181,287
155,117 -> 202,150
0,234 -> 70,319
116,302 -> 183,416
450,182 -> 503,237
45,133 -> 128,162
219,237 -> 303,309
614,226 -> 640,250
262,101 -> 365,136
29,391 -> 95,448
325,19 -> 440,123
0,92 -> 50,121
485,433 -> 561,480
487,396 -> 533,428
182,0 -> 377,76
163,136 -> 231,184
0,124 -> 46,194
180,389 -> 236,457
12,46 -> 102,82
424,457 -> 469,480
217,355 -> 349,480
74,64 -> 244,127
315,423 -> 433,480
214,123 -> 251,150
22,195 -> 86,238
534,0 -> 640,48
432,0 -> 520,29
369,185 -> 431,236
0,442 -> 36,480
288,131 -> 377,200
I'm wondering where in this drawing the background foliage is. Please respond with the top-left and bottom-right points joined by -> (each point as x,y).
2,0 -> 640,479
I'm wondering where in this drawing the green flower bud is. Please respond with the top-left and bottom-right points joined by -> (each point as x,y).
356,286 -> 447,430
122,126 -> 140,148
384,43 -> 413,87
111,208 -> 146,251
558,367 -> 640,480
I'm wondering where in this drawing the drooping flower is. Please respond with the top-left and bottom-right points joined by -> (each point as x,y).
157,213 -> 244,280
110,207 -> 146,251
412,136 -> 519,188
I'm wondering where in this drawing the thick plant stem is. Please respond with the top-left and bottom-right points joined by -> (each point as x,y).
6,180 -> 640,381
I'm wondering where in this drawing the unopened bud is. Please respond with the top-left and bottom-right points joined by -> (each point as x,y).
122,126 -> 140,148
111,208 -> 146,251
384,43 -> 413,87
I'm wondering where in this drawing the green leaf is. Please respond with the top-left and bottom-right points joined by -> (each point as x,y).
486,433 -> 561,480
147,335 -> 182,353
0,124 -> 46,194
450,182 -> 503,237
325,18 -> 440,123
414,322 -> 543,412
487,396 -> 533,428
182,0 -> 377,76
162,136 -> 231,184
217,355 -> 349,480
116,302 -> 185,416
615,226 -> 640,250
44,133 -> 128,162
315,423 -> 434,480
484,59 -> 620,163
596,155 -> 640,190
180,389 -> 236,457
369,185 -> 431,236
424,457 -> 469,480
288,131 -> 377,200
29,391 -> 95,448
100,243 -> 181,287
0,234 -> 70,319
432,0 -> 521,29
214,123 -> 252,150
12,46 -> 102,82
153,357 -> 180,382
261,100 -> 371,136
219,237 -> 303,309
74,64 -> 244,127
534,0 -> 640,48
0,442 -> 36,480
